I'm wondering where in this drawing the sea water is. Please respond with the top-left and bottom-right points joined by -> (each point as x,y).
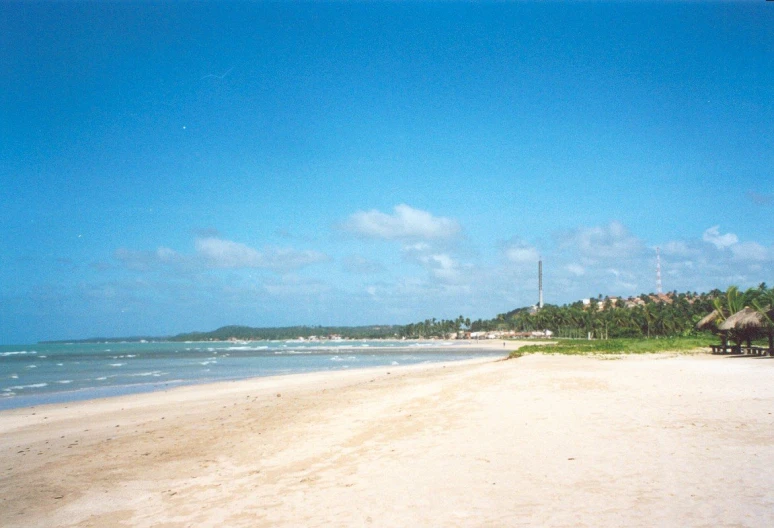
0,341 -> 502,410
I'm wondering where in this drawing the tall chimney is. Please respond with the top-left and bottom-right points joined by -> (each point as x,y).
538,259 -> 544,309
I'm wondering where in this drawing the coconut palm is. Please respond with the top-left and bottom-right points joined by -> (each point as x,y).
712,285 -> 745,323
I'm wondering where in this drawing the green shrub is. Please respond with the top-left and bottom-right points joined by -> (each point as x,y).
508,336 -> 715,357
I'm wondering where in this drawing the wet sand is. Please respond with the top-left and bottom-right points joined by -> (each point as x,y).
2,349 -> 773,527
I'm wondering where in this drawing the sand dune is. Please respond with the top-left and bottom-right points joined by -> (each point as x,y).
2,351 -> 773,527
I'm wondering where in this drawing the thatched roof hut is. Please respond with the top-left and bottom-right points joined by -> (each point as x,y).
718,306 -> 774,353
718,306 -> 773,332
696,310 -> 722,331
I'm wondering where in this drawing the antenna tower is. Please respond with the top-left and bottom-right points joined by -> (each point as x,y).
656,247 -> 662,294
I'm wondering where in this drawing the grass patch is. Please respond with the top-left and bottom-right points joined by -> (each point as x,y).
509,336 -> 716,358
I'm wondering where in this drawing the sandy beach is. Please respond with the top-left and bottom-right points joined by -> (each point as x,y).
2,345 -> 773,527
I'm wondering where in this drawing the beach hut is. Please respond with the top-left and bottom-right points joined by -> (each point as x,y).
696,310 -> 721,331
696,310 -> 733,354
717,306 -> 774,356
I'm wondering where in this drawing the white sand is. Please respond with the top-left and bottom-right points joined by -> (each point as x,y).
2,350 -> 773,527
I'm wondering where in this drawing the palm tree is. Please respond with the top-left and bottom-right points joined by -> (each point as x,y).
750,285 -> 774,343
712,286 -> 745,323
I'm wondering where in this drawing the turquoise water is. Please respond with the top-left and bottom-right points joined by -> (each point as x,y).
0,341 -> 501,410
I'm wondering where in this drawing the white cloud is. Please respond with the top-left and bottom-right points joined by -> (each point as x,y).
607,268 -> 637,291
702,226 -> 738,249
261,248 -> 330,272
343,255 -> 385,275
114,247 -> 182,271
342,204 -> 461,240
566,264 -> 585,276
421,253 -> 462,282
505,245 -> 539,264
560,221 -> 643,260
195,237 -> 262,268
731,241 -> 769,262
195,237 -> 327,272
156,247 -> 178,262
399,243 -> 467,284
403,242 -> 431,253
660,241 -> 695,257
263,276 -> 331,296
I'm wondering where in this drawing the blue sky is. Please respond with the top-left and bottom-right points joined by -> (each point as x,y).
1,2 -> 772,344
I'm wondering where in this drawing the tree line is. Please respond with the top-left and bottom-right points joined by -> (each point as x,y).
399,284 -> 772,340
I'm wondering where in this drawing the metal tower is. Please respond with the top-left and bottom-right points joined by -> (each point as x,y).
656,247 -> 662,294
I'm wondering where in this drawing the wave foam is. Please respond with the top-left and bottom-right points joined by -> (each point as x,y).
4,383 -> 48,391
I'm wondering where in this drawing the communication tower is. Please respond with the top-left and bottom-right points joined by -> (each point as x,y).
656,247 -> 663,294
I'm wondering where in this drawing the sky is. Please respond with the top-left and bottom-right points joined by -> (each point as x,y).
1,1 -> 773,344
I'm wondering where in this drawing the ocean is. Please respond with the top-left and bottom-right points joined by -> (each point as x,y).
0,340 -> 502,411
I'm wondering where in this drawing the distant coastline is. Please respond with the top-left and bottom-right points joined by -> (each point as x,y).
39,324 -> 404,345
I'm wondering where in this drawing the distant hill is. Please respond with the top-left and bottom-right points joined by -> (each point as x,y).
41,336 -> 164,344
42,324 -> 403,344
169,324 -> 402,341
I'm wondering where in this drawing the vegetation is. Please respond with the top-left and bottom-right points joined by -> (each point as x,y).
709,284 -> 774,327
478,292 -> 716,339
398,316 -> 470,339
502,285 -> 769,338
399,288 -> 736,340
508,336 -> 716,358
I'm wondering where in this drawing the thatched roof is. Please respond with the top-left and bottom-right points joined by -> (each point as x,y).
696,310 -> 721,331
718,306 -> 773,332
